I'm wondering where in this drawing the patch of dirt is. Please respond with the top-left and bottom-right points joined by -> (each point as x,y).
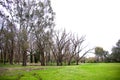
0,68 -> 8,72
0,65 -> 62,75
0,67 -> 47,74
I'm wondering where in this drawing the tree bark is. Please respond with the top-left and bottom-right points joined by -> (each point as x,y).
45,52 -> 50,66
22,51 -> 27,66
0,49 -> 3,63
40,51 -> 45,66
9,47 -> 14,65
3,50 -> 6,64
76,60 -> 79,65
67,60 -> 71,65
67,57 -> 73,65
56,59 -> 59,66
30,51 -> 33,63
59,60 -> 62,66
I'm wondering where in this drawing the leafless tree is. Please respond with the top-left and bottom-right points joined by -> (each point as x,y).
72,35 -> 93,65
51,30 -> 70,66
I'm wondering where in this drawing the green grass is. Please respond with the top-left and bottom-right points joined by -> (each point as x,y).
0,63 -> 120,80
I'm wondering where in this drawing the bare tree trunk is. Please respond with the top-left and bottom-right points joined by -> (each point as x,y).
68,62 -> 70,65
18,47 -> 21,64
3,43 -> 8,64
30,51 -> 33,63
3,51 -> 6,64
59,59 -> 62,66
40,51 -> 45,66
22,51 -> 27,66
46,52 -> 50,66
67,56 -> 74,65
9,47 -> 14,65
57,55 -> 61,66
0,49 -> 3,63
56,59 -> 59,66
58,55 -> 63,66
0,52 -> 2,63
67,60 -> 71,65
76,60 -> 79,65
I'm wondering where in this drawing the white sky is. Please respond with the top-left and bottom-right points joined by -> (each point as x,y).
51,0 -> 120,55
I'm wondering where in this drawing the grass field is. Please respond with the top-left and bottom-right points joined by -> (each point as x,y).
0,63 -> 120,80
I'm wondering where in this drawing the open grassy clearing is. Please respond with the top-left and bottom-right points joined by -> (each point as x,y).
0,63 -> 120,80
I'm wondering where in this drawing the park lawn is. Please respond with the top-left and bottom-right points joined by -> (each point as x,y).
0,63 -> 120,80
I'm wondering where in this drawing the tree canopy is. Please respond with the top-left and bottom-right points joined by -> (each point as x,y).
111,39 -> 120,62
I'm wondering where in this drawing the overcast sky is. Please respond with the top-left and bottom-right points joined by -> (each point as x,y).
51,0 -> 120,56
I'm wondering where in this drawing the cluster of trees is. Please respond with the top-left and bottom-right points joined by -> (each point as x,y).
0,0 -> 92,66
94,39 -> 120,63
0,0 -> 119,67
94,47 -> 109,62
79,39 -> 120,63
111,39 -> 120,62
